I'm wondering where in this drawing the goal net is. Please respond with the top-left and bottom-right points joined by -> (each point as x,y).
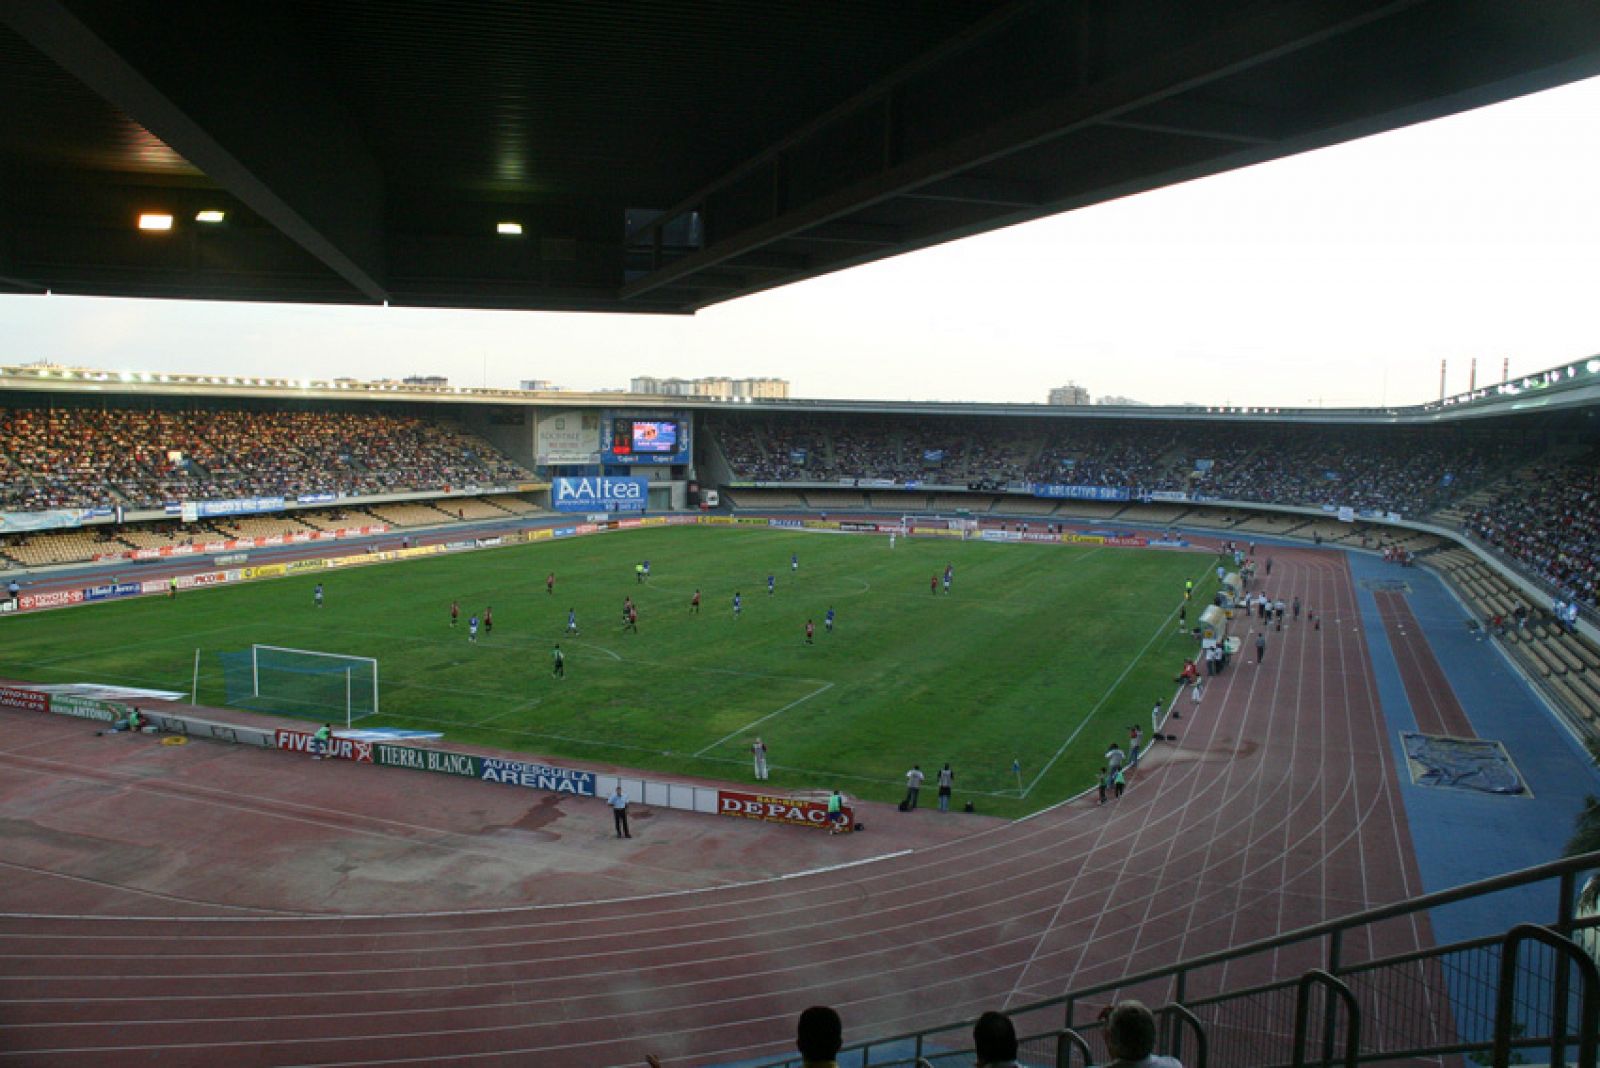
218,645 -> 379,726
900,515 -> 979,536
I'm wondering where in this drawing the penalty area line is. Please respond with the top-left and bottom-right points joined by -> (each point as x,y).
693,681 -> 835,757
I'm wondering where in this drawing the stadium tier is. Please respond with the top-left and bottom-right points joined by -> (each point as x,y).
0,402 -> 531,510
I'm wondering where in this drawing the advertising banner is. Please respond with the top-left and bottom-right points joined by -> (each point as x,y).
297,492 -> 338,505
1337,506 -> 1356,523
287,558 -> 327,572
83,582 -> 143,602
552,476 -> 648,512
479,757 -> 596,796
49,694 -> 122,723
535,410 -> 603,465
242,564 -> 288,580
186,496 -> 287,519
0,510 -> 86,532
717,790 -> 852,832
373,744 -> 482,778
19,589 -> 84,611
1147,491 -> 1190,503
0,686 -> 48,712
1063,533 -> 1106,545
274,729 -> 375,763
768,518 -> 803,528
1029,483 -> 1132,501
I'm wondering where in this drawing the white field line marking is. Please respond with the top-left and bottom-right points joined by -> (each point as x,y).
1022,605 -> 1194,798
693,681 -> 835,757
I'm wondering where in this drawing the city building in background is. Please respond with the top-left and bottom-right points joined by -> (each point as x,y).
402,374 -> 449,389
631,376 -> 789,399
520,379 -> 558,391
1047,382 -> 1090,406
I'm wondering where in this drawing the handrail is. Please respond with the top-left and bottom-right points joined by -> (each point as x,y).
1055,1027 -> 1093,1068
1159,1003 -> 1207,1068
1291,970 -> 1359,1068
1495,923 -> 1600,1068
754,850 -> 1600,1068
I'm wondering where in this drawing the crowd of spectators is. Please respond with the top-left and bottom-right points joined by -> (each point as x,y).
714,417 -> 1533,517
0,405 -> 530,511
1467,449 -> 1600,610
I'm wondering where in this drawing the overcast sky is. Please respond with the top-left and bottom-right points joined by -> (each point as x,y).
4,75 -> 1599,409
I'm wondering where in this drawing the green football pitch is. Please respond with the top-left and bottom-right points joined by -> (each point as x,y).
0,526 -> 1219,817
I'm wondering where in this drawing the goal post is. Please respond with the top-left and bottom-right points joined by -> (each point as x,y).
220,645 -> 379,727
900,514 -> 979,537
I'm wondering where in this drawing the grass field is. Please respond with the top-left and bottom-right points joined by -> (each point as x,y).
0,526 -> 1219,816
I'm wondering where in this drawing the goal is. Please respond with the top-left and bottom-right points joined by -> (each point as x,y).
900,515 -> 979,537
220,645 -> 379,727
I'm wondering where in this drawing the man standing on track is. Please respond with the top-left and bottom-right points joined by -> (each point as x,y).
1105,742 -> 1125,778
609,785 -> 631,838
903,765 -> 925,810
1256,631 -> 1267,664
312,723 -> 332,760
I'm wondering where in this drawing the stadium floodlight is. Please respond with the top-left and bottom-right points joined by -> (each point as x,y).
1589,359 -> 1600,374
137,212 -> 173,231
195,210 -> 225,223
497,221 -> 523,235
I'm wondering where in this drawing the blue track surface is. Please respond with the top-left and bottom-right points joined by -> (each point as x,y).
1347,550 -> 1600,946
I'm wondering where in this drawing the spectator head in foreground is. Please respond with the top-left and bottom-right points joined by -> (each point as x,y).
973,1010 -> 1019,1066
797,1005 -> 843,1064
1104,999 -> 1183,1066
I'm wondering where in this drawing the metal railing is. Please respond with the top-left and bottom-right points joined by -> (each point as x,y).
751,852 -> 1600,1068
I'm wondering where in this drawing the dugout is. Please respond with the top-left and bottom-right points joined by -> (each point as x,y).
1220,572 -> 1244,610
1199,604 -> 1228,643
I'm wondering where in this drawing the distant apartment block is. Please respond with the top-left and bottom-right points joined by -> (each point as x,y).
1047,382 -> 1090,406
631,375 -> 790,399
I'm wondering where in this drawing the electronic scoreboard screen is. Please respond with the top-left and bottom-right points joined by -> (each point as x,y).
629,420 -> 678,454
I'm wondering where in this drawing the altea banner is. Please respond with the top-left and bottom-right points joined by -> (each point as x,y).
552,476 -> 648,513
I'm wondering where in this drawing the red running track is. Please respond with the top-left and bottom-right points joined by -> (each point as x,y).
0,548 -> 1435,1067
1373,589 -> 1476,738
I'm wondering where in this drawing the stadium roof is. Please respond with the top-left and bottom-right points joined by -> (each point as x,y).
3,1 -> 1600,315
